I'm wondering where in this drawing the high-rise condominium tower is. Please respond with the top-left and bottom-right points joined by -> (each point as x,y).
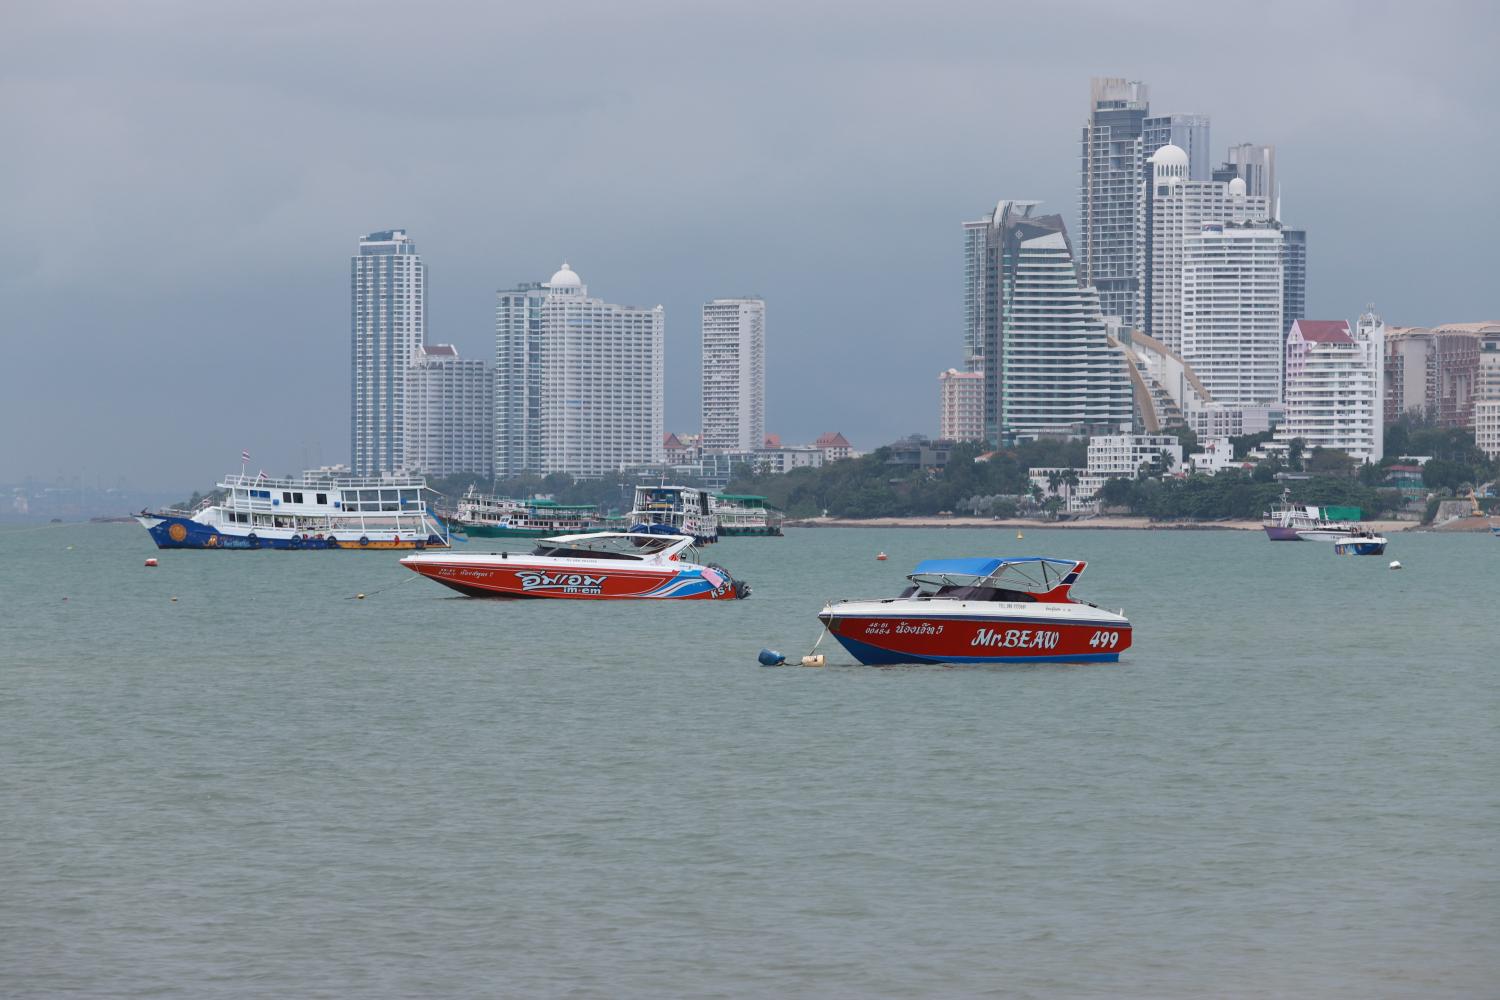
968,200 -> 1133,444
701,298 -> 766,453
1143,113 -> 1211,181
351,229 -> 425,476
1181,221 -> 1284,406
494,263 -> 664,478
1276,316 -> 1384,463
1080,77 -> 1149,328
1146,146 -> 1271,352
405,345 -> 494,477
1213,143 -> 1277,201
1281,228 -> 1307,337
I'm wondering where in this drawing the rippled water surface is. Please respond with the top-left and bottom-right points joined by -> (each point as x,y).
2,523 -> 1497,998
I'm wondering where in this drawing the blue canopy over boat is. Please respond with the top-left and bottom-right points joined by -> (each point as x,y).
908,556 -> 1084,593
911,557 -> 1076,577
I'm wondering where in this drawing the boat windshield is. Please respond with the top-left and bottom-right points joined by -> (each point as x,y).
530,533 -> 680,559
899,583 -> 1036,602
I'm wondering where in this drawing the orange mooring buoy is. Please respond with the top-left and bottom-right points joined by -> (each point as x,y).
144,558 -> 158,567
876,551 -> 888,561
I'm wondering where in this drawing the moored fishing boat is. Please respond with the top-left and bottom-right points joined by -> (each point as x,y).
1262,488 -> 1325,540
630,485 -> 717,544
817,556 -> 1130,665
448,487 -> 599,538
713,494 -> 784,536
136,473 -> 448,550
400,531 -> 748,599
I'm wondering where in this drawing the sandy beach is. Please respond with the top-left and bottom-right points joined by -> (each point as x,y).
786,515 -> 1425,533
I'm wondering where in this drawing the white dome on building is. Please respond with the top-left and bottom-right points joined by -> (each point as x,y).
1150,143 -> 1188,169
1227,177 -> 1247,197
548,262 -> 582,288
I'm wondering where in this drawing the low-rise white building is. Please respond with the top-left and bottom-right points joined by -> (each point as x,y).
1087,433 -> 1184,476
1188,436 -> 1238,475
1275,314 -> 1384,463
1187,402 -> 1284,440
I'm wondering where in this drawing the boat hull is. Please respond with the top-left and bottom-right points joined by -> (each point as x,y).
1296,529 -> 1355,543
1334,540 -> 1388,556
717,525 -> 783,537
819,611 -> 1132,665
401,557 -> 742,599
1263,524 -> 1303,541
137,514 -> 448,550
453,523 -> 588,539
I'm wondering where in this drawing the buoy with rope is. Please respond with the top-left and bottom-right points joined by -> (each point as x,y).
876,551 -> 888,561
144,557 -> 158,567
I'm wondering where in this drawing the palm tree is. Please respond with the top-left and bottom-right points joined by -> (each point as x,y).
1062,468 -> 1081,506
1046,470 -> 1063,496
1028,482 -> 1045,509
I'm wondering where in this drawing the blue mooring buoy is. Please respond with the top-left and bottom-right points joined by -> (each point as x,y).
758,648 -> 787,667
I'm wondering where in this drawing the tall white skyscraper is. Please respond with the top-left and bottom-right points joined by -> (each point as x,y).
1276,316 -> 1384,462
1214,143 -> 1277,201
701,298 -> 765,453
1146,146 -> 1270,352
351,229 -> 425,476
938,368 -> 984,443
1181,221 -> 1284,406
1080,77 -> 1150,328
494,263 -> 664,478
405,345 -> 494,477
968,200 -> 1133,443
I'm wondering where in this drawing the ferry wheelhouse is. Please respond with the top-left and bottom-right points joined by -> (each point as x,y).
629,485 -> 717,545
713,494 -> 784,537
137,473 -> 449,550
449,488 -> 599,538
818,556 -> 1131,665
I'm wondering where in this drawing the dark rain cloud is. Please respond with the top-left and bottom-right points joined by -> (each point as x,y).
2,0 -> 1496,487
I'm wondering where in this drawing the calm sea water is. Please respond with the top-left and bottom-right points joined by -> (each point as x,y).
2,523 -> 1496,998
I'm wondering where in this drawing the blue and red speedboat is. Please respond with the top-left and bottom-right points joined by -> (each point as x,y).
818,557 -> 1131,665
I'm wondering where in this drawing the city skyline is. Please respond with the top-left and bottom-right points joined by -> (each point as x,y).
4,2 -> 1497,487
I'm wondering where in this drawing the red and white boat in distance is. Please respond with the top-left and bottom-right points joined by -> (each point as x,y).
399,531 -> 749,600
818,557 -> 1131,665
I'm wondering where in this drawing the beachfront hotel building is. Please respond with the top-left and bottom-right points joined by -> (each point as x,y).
1181,221 -> 1284,407
938,368 -> 984,443
1079,77 -> 1149,328
404,345 -> 494,477
494,263 -> 664,478
701,298 -> 766,453
1275,315 -> 1384,463
351,229 -> 425,476
966,200 -> 1133,444
1145,145 -> 1270,353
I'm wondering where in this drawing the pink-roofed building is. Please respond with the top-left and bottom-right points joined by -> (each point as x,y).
1275,314 -> 1384,462
814,432 -> 853,461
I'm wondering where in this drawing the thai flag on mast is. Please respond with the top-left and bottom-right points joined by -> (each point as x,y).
242,450 -> 251,463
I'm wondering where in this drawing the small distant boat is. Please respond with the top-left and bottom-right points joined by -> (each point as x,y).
400,531 -> 748,600
629,485 -> 717,545
818,556 -> 1130,665
137,473 -> 448,550
447,488 -> 599,539
1334,532 -> 1388,556
712,494 -> 784,536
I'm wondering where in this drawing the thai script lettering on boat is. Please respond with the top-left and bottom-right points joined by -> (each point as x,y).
516,570 -> 607,595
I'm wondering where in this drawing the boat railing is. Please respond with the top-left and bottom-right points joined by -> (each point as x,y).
219,472 -> 429,490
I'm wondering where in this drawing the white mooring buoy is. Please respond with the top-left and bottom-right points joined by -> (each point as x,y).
1388,560 -> 1402,571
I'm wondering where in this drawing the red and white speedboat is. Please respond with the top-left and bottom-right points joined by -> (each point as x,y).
399,531 -> 749,600
818,557 -> 1130,665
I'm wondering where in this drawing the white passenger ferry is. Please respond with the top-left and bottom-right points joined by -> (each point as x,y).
628,485 -> 718,545
137,473 -> 450,550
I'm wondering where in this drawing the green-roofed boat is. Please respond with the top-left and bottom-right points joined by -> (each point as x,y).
448,487 -> 600,539
713,494 -> 784,537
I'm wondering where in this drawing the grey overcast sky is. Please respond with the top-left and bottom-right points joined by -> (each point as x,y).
2,0 -> 1496,490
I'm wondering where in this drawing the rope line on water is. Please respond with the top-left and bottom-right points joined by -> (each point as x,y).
346,572 -> 423,600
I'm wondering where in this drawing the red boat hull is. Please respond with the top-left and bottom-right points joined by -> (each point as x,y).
820,613 -> 1132,664
403,559 -> 739,599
